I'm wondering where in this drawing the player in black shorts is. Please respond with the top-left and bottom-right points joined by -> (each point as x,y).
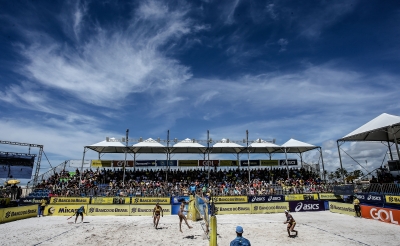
75,206 -> 86,223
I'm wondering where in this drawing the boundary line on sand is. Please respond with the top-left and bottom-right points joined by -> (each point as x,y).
33,225 -> 80,246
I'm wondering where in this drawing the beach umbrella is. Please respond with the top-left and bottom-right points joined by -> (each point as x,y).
7,179 -> 20,185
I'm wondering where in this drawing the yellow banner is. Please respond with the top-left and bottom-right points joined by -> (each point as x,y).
329,202 -> 355,216
45,205 -> 87,216
132,197 -> 170,205
91,197 -> 130,204
319,193 -> 342,200
285,194 -> 318,201
219,160 -> 238,166
2,205 -> 38,223
214,204 -> 252,215
50,197 -> 90,204
260,160 -> 279,166
130,204 -> 172,216
0,208 -> 3,223
178,160 -> 198,166
385,195 -> 400,204
0,198 -> 10,206
251,202 -> 289,214
87,205 -> 130,216
213,196 -> 248,203
91,160 -> 112,167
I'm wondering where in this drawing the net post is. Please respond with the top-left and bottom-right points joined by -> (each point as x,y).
209,215 -> 217,246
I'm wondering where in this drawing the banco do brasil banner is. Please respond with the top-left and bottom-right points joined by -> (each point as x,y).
88,205 -> 130,216
1,205 -> 38,223
319,193 -> 342,200
50,197 -> 90,204
289,201 -> 324,212
219,160 -> 238,166
91,160 -> 112,167
329,202 -> 355,216
215,203 -> 251,215
178,160 -> 198,166
285,194 -> 318,201
132,197 -> 170,205
130,205 -> 171,216
212,196 -> 248,203
91,197 -> 130,204
248,195 -> 284,203
385,195 -> 400,204
260,160 -> 279,166
251,202 -> 289,214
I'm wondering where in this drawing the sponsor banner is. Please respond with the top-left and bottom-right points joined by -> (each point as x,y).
213,196 -> 248,204
135,160 -> 156,167
260,160 -> 279,166
319,193 -> 342,200
171,196 -> 190,205
240,160 -> 260,166
248,195 -> 284,203
385,195 -> 400,204
279,159 -> 298,166
69,159 -> 91,168
130,205 -> 171,216
199,160 -> 219,167
289,201 -> 324,212
329,202 -> 355,216
1,205 -> 38,223
252,202 -> 289,214
88,205 -> 130,216
285,194 -> 318,201
91,160 -> 112,168
45,204 -> 86,216
333,185 -> 354,196
131,197 -> 170,205
112,160 -> 134,168
156,160 -> 178,166
19,197 -> 45,205
91,197 -> 130,204
50,197 -> 90,204
214,203 -> 252,215
0,208 -> 3,223
354,193 -> 383,204
219,160 -> 238,166
178,160 -> 198,166
361,205 -> 400,225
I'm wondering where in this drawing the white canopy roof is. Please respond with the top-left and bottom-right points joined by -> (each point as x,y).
86,138 -> 126,153
171,138 -> 207,153
249,139 -> 281,153
281,138 -> 319,153
212,138 -> 245,154
338,113 -> 400,142
131,138 -> 166,153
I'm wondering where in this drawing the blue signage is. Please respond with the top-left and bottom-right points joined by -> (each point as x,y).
354,193 -> 384,204
248,195 -> 284,203
156,160 -> 178,166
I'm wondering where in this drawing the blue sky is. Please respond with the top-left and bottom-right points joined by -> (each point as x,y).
1,0 -> 400,179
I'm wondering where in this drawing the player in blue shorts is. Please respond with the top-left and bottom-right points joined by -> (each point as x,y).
75,205 -> 86,223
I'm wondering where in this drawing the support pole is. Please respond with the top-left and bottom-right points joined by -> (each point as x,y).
284,148 -> 289,180
319,147 -> 326,182
246,130 -> 250,187
123,129 -> 129,186
337,141 -> 345,183
79,147 -> 87,188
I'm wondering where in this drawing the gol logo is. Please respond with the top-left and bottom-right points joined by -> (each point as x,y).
370,208 -> 399,224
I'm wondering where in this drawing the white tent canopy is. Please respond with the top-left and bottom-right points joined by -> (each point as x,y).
131,138 -> 166,153
86,138 -> 126,153
281,138 -> 319,153
212,138 -> 245,154
171,138 -> 207,153
249,139 -> 281,153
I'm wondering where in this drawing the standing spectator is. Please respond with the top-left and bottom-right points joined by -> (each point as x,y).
39,197 -> 47,217
353,196 -> 361,217
230,226 -> 251,246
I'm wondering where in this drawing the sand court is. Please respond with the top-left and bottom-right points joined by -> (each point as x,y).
1,211 -> 399,246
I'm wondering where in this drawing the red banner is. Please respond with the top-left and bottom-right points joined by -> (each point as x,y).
361,205 -> 400,225
112,160 -> 134,167
198,160 -> 219,167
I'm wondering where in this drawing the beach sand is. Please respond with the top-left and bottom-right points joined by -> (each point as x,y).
1,211 -> 398,246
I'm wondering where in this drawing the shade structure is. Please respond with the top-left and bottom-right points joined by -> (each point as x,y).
171,138 -> 207,154
212,139 -> 245,154
249,139 -> 281,153
7,179 -> 20,185
86,138 -> 126,153
131,138 -> 166,153
281,138 -> 319,153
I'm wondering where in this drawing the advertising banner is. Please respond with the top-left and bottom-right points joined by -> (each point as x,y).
131,197 -> 170,205
19,197 -> 45,205
0,208 -> 3,223
112,160 -> 134,168
260,160 -> 279,166
248,195 -> 284,203
279,159 -> 298,166
319,193 -> 342,200
1,205 -> 38,223
91,197 -> 130,204
240,160 -> 260,166
130,204 -> 171,216
285,194 -> 318,201
251,202 -> 289,214
333,185 -> 354,196
178,160 -> 198,166
354,193 -> 384,204
199,160 -> 219,167
171,196 -> 190,205
212,196 -> 248,203
385,195 -> 400,205
44,204 -> 86,216
214,203 -> 252,215
289,201 -> 324,212
91,160 -> 112,168
219,160 -> 238,166
156,160 -> 178,166
0,198 -> 10,207
49,197 -> 90,204
361,205 -> 400,225
69,159 -> 91,168
329,202 -> 355,216
135,160 -> 156,167
87,205 -> 130,216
